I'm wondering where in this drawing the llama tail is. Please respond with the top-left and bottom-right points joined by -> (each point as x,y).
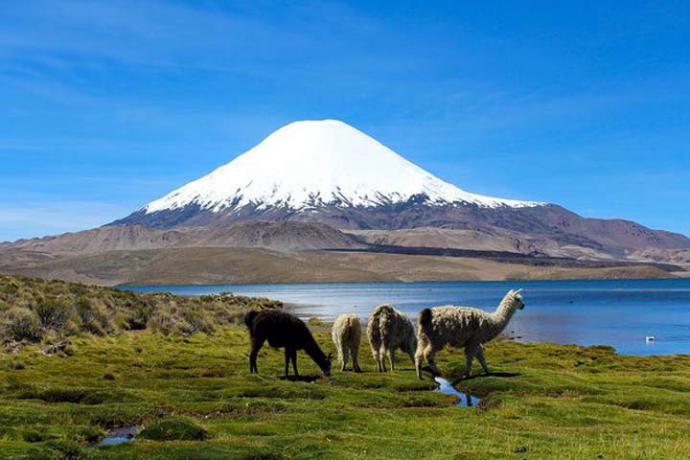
418,308 -> 433,336
373,304 -> 395,336
244,310 -> 259,330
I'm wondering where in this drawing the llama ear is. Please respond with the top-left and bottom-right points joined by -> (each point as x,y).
515,288 -> 523,294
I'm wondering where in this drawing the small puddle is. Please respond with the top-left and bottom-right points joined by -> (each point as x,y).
434,377 -> 480,407
93,426 -> 137,447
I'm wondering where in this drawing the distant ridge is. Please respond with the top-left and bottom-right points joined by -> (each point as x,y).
2,221 -> 364,253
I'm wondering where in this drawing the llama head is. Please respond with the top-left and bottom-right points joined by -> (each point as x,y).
506,289 -> 525,310
321,352 -> 333,377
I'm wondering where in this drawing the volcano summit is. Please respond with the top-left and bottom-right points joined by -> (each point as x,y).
116,119 -> 544,229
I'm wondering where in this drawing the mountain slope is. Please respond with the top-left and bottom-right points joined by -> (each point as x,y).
2,222 -> 363,254
115,119 -> 541,229
0,246 -> 674,287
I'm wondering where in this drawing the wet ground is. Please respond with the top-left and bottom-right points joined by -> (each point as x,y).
434,377 -> 480,407
93,426 -> 137,447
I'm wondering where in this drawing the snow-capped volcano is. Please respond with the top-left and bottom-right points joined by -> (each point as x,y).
29,118 -> 690,262
143,119 -> 541,215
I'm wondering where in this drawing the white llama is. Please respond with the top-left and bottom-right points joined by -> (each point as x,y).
415,289 -> 525,379
331,314 -> 362,372
367,304 -> 417,372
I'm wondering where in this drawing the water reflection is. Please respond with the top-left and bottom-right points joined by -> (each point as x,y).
434,377 -> 480,407
93,426 -> 137,447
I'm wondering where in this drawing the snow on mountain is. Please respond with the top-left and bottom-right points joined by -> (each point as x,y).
143,119 -> 542,215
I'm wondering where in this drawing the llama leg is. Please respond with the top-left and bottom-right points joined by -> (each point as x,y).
284,348 -> 291,377
335,339 -> 344,372
464,345 -> 478,378
249,337 -> 265,374
371,342 -> 381,372
388,349 -> 396,371
424,347 -> 440,376
476,345 -> 490,374
415,347 -> 424,379
407,349 -> 416,367
290,349 -> 299,377
341,346 -> 350,372
414,342 -> 424,380
351,343 -> 361,372
379,346 -> 388,372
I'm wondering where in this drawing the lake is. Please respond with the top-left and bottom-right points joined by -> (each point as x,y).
124,279 -> 690,356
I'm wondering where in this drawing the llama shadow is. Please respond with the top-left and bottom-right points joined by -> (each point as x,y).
451,371 -> 521,385
278,375 -> 320,383
420,366 -> 520,383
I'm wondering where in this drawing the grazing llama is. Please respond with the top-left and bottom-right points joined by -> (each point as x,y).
331,314 -> 362,372
415,289 -> 525,379
367,304 -> 417,372
244,310 -> 332,377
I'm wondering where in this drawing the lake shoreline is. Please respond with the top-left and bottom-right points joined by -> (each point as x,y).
124,278 -> 690,357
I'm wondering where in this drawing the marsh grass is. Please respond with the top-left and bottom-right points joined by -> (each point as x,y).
140,417 -> 209,441
0,275 -> 280,343
1,326 -> 690,459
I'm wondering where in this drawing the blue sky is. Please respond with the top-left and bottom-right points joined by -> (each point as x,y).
2,0 -> 689,242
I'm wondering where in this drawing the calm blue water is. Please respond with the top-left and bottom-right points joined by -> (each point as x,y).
92,426 -> 137,448
123,279 -> 690,356
435,377 -> 481,407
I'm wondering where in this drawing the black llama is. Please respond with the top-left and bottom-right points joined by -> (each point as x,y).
245,310 -> 332,377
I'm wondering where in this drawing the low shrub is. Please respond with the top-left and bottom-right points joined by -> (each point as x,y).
0,274 -> 281,341
2,307 -> 42,341
75,297 -> 112,335
33,299 -> 74,332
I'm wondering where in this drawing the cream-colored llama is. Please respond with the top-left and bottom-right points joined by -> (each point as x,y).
415,289 -> 525,379
367,304 -> 417,372
331,314 -> 362,372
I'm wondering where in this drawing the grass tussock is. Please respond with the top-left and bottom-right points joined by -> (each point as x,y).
139,417 -> 209,441
0,274 -> 280,343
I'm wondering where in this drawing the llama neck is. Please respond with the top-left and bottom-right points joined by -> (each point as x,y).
304,336 -> 328,369
487,299 -> 517,340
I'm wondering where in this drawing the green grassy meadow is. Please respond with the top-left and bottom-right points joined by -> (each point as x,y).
2,325 -> 690,459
